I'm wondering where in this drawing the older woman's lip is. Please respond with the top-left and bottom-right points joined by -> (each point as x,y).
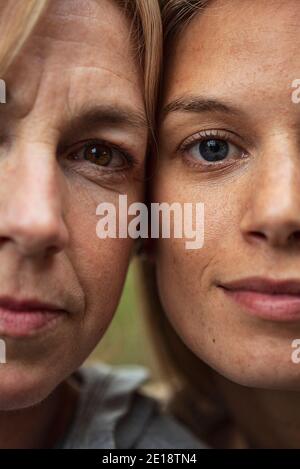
0,296 -> 67,338
0,308 -> 65,338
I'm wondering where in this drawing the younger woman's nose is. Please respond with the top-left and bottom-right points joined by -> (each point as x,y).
0,147 -> 69,258
240,150 -> 300,248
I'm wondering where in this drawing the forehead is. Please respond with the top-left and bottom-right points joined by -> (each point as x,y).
164,0 -> 300,103
3,0 -> 144,120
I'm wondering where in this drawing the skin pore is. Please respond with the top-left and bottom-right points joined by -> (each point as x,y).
155,0 -> 300,448
0,0 -> 147,448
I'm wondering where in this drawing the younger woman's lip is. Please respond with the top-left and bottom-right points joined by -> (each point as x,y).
220,277 -> 300,295
219,277 -> 300,322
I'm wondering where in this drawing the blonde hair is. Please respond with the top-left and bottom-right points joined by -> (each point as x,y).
140,0 -> 229,443
0,0 -> 162,129
0,0 -> 49,75
118,0 -> 162,128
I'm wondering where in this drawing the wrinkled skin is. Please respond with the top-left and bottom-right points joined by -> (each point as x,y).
0,0 -> 147,415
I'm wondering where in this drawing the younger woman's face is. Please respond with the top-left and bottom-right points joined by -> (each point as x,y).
0,0 -> 147,410
155,0 -> 300,390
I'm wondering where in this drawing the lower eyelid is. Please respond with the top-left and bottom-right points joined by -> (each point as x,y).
63,160 -> 131,186
182,155 -> 248,175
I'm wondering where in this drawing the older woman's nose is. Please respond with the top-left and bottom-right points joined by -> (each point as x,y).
0,147 -> 69,257
240,149 -> 300,248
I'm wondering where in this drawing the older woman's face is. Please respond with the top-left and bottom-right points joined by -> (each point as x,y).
156,0 -> 300,390
0,0 -> 147,409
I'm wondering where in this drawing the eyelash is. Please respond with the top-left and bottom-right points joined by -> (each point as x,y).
178,129 -> 249,168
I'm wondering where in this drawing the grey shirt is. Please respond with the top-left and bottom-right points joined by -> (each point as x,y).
55,363 -> 207,449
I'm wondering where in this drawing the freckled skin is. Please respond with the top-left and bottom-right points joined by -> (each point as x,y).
156,0 -> 300,392
0,0 -> 147,411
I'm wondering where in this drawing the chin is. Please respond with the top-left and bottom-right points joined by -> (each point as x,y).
205,347 -> 300,392
0,363 -> 64,411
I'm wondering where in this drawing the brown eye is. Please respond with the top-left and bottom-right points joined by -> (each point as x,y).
84,143 -> 113,166
68,141 -> 130,169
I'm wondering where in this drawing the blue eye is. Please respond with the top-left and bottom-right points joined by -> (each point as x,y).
198,139 -> 229,162
181,131 -> 246,167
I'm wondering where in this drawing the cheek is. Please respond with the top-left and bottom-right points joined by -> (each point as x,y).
153,173 -> 243,363
154,170 -> 235,316
65,184 -> 135,342
155,240 -> 236,387
79,237 -> 132,343
156,239 -> 210,344
154,212 -> 218,360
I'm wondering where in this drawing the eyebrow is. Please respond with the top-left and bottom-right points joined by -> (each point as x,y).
0,97 -> 148,135
64,104 -> 148,134
162,96 -> 243,120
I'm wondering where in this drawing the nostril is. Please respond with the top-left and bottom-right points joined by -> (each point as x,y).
288,231 -> 300,242
247,229 -> 300,245
47,245 -> 63,256
249,231 -> 267,241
